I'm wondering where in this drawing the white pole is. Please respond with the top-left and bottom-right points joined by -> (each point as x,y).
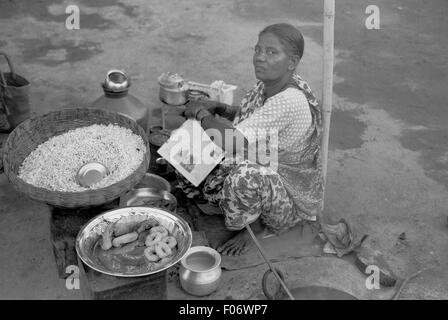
321,0 -> 335,212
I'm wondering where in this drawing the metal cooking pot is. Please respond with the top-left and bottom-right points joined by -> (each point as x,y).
158,72 -> 188,105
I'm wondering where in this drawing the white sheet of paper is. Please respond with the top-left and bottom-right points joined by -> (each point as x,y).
157,120 -> 225,187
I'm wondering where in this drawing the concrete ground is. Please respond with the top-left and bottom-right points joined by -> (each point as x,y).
0,0 -> 447,299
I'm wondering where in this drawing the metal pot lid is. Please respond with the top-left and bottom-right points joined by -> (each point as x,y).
158,72 -> 185,88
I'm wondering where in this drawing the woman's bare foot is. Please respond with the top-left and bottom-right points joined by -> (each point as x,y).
217,229 -> 252,256
217,219 -> 264,256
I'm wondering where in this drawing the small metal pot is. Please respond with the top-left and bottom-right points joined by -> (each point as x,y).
159,86 -> 188,106
179,246 -> 222,296
158,72 -> 188,106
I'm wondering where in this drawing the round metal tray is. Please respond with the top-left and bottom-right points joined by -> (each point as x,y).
75,206 -> 192,277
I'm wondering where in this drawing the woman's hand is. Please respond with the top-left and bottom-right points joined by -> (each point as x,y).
183,100 -> 220,119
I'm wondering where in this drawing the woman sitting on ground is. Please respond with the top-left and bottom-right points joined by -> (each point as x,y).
179,23 -> 324,256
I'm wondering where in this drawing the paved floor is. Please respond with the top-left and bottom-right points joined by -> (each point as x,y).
0,0 -> 447,299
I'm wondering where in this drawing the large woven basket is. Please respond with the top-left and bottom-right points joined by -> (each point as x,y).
2,108 -> 150,208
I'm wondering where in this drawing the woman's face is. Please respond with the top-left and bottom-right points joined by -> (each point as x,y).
253,32 -> 293,82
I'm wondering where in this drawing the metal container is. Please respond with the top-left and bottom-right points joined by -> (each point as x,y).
159,86 -> 188,106
135,173 -> 171,192
158,72 -> 188,106
119,188 -> 177,212
91,69 -> 149,132
179,246 -> 222,296
76,162 -> 109,188
76,206 -> 192,277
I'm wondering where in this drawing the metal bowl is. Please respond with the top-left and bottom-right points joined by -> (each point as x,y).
75,206 -> 192,277
119,188 -> 177,212
134,173 -> 171,192
76,162 -> 109,188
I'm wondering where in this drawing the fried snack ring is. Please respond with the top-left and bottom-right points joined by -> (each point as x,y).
162,236 -> 177,249
153,256 -> 174,269
160,257 -> 173,264
144,246 -> 160,262
155,242 -> 172,258
145,232 -> 163,246
112,232 -> 139,248
150,226 -> 168,237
